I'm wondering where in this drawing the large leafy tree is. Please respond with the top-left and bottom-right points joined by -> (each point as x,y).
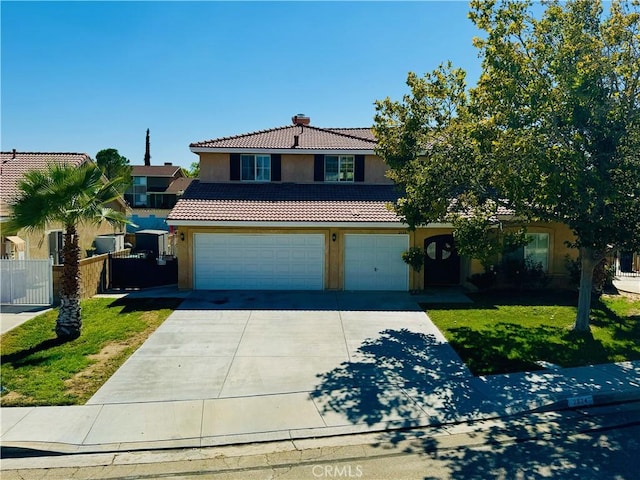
96,148 -> 132,186
8,162 -> 130,340
374,0 -> 640,331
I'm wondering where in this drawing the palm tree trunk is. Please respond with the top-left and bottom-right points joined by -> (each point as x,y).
56,224 -> 82,340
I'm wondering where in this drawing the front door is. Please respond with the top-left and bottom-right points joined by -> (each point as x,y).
424,235 -> 460,285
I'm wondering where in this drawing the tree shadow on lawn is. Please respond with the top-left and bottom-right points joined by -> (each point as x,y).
425,291 -> 640,376
1,298 -> 183,368
447,323 -> 619,375
0,337 -> 67,368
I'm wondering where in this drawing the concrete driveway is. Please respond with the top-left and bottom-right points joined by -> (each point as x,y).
88,290 -> 472,405
6,289 -> 638,452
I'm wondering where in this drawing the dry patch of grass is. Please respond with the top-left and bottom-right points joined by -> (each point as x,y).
1,297 -> 181,406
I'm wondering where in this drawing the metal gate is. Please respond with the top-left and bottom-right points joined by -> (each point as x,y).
0,259 -> 53,305
108,252 -> 178,289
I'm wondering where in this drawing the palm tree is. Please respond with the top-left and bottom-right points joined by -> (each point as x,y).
7,161 -> 130,340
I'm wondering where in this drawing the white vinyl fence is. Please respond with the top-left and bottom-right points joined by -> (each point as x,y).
0,259 -> 53,305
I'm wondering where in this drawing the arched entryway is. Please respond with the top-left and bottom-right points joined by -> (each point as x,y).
424,234 -> 460,286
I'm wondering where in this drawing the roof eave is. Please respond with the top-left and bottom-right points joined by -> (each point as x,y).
190,147 -> 376,155
166,219 -> 453,228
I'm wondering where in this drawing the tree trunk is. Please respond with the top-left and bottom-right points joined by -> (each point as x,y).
573,246 -> 601,332
56,224 -> 82,340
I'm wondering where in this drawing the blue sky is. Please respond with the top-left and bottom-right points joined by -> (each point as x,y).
2,1 -> 483,169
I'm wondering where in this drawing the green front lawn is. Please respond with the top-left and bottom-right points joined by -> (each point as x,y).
1,297 -> 181,406
425,291 -> 640,376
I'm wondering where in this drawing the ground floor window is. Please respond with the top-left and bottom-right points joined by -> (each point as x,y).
525,233 -> 549,271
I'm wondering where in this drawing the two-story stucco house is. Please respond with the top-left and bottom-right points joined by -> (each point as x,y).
167,115 -> 576,291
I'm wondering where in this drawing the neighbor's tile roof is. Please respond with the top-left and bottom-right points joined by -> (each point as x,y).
0,152 -> 90,204
167,181 -> 403,223
131,165 -> 184,177
164,177 -> 194,194
190,125 -> 377,151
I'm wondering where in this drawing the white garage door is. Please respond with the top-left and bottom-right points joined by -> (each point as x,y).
194,234 -> 324,290
344,234 -> 409,291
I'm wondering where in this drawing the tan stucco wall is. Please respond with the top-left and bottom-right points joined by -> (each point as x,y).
281,154 -> 314,183
198,153 -> 393,185
174,221 -> 577,292
199,153 -> 229,182
364,156 -> 393,184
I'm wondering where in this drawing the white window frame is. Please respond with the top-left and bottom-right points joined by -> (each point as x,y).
324,155 -> 354,182
524,233 -> 550,271
241,154 -> 271,182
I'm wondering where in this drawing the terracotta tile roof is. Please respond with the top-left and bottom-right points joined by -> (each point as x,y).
190,125 -> 377,151
131,165 -> 184,177
167,181 -> 403,224
0,152 -> 90,206
165,177 -> 194,194
327,128 -> 376,141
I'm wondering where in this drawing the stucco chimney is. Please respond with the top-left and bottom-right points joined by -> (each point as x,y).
292,114 -> 310,126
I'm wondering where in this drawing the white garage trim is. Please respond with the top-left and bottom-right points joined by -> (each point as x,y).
344,234 -> 409,291
194,233 -> 325,290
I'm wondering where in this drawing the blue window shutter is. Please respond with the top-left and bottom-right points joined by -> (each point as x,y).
271,154 -> 281,181
314,154 -> 324,182
230,154 -> 240,181
355,155 -> 365,182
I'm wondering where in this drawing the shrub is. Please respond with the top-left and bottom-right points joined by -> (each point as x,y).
502,256 -> 550,290
402,247 -> 426,272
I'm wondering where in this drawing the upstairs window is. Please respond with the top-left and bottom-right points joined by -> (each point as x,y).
325,155 -> 354,182
241,154 -> 271,181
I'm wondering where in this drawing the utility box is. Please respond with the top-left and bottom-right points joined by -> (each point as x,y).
135,230 -> 169,258
94,234 -> 125,254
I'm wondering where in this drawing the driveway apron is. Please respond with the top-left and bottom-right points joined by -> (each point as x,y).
88,291 -> 470,405
87,290 -> 474,434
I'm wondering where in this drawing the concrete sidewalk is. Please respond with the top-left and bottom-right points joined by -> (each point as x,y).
1,289 -> 639,457
614,276 -> 640,295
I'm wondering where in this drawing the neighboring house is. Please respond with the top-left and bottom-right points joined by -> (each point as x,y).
166,115 -> 576,291
0,151 -> 128,263
125,164 -> 193,232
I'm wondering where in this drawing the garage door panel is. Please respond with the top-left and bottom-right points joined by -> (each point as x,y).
194,234 -> 324,290
344,234 -> 408,291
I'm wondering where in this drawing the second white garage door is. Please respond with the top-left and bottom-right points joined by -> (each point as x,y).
194,234 -> 324,290
344,234 -> 409,290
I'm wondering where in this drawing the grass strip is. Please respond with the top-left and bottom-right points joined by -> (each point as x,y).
1,297 -> 181,406
425,291 -> 640,376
